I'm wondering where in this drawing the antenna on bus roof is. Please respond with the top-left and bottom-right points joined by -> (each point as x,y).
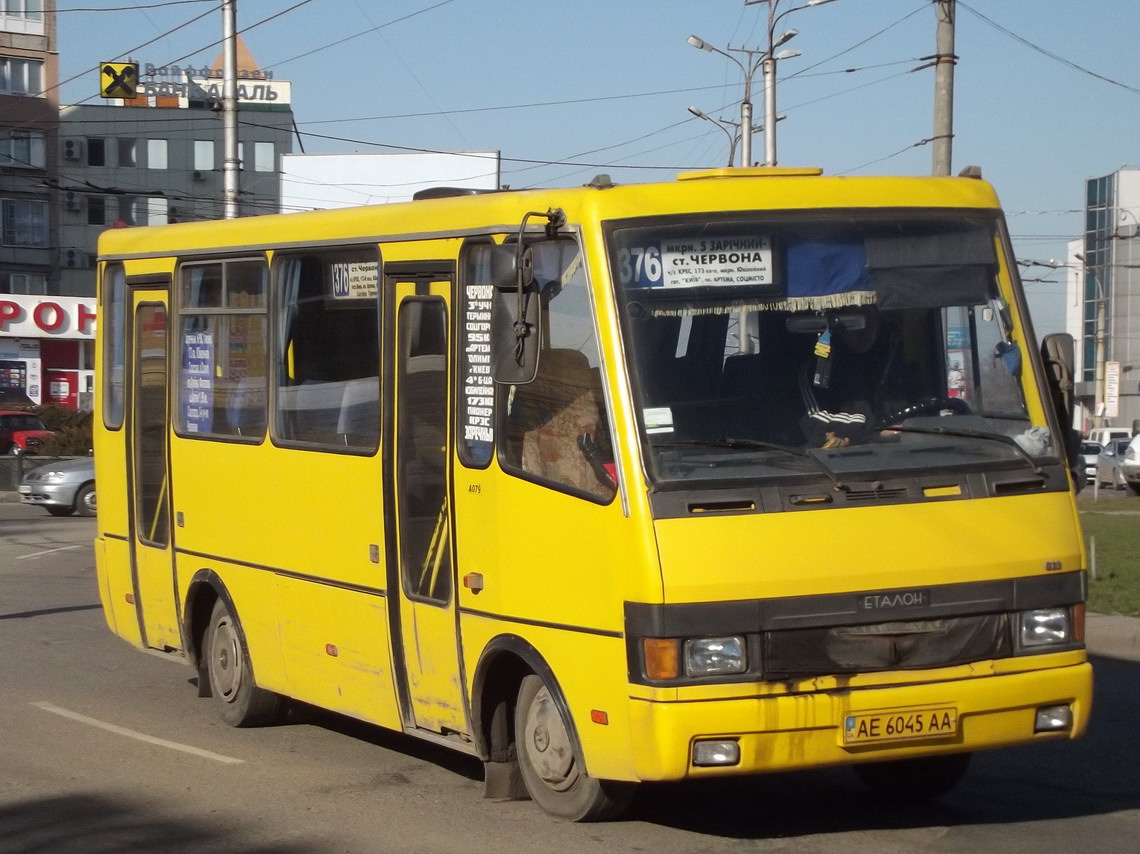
586,174 -> 615,189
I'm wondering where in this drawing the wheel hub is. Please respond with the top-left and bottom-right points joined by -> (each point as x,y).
524,686 -> 577,791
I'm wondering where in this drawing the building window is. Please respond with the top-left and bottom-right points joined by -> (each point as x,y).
87,195 -> 106,226
1,272 -> 47,295
117,195 -> 136,226
147,139 -> 168,170
0,131 -> 45,169
0,56 -> 43,96
144,197 -> 168,225
1,198 -> 48,246
118,138 -> 136,167
87,138 -> 106,167
0,0 -> 45,29
254,142 -> 274,172
194,140 -> 214,171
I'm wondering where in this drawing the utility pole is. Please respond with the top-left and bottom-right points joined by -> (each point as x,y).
932,0 -> 956,176
221,0 -> 239,219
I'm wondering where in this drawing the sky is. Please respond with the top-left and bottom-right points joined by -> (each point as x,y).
53,0 -> 1140,334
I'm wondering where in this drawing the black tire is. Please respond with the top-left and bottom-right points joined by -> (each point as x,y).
5,443 -> 19,456
74,483 -> 96,517
514,674 -> 634,821
46,506 -> 74,517
204,598 -> 282,727
1129,483 -> 1140,496
854,752 -> 971,803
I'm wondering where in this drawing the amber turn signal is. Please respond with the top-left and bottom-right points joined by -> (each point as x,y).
643,637 -> 680,680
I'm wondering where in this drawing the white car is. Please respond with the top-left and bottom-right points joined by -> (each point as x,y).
19,457 -> 97,517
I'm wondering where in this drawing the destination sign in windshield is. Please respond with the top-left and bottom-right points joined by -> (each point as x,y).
617,235 -> 774,289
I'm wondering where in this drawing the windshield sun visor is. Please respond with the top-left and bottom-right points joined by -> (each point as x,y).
866,227 -> 996,310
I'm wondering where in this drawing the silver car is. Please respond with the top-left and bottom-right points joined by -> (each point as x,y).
19,457 -> 96,517
1096,438 -> 1133,491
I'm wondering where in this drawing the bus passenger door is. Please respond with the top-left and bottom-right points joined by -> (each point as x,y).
386,274 -> 468,738
127,289 -> 180,650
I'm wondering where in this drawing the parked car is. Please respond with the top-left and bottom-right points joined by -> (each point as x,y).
1087,426 -> 1132,447
1124,436 -> 1140,496
0,410 -> 55,455
1096,437 -> 1133,490
1079,440 -> 1102,484
19,457 -> 96,517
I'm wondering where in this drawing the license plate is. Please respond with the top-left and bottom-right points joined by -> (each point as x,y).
17,485 -> 31,495
843,706 -> 958,745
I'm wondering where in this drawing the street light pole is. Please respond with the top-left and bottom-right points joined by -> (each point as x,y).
746,0 -> 838,166
931,0 -> 956,176
221,0 -> 240,219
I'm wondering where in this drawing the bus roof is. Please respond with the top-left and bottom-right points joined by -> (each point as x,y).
97,169 -> 1003,261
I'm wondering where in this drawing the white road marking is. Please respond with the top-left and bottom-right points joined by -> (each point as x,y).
17,545 -> 83,560
31,701 -> 244,764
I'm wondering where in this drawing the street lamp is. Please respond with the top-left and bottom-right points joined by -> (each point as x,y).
686,32 -> 801,167
742,0 -> 839,165
687,105 -> 785,167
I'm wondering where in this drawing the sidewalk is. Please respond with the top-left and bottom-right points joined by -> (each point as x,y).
1086,612 -> 1140,662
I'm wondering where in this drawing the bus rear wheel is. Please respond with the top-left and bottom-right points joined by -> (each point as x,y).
854,752 -> 971,802
204,598 -> 282,727
514,674 -> 633,821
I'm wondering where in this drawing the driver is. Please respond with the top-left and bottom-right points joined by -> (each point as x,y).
798,306 -> 887,448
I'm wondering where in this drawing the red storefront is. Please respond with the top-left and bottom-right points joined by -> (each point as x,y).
0,295 -> 96,410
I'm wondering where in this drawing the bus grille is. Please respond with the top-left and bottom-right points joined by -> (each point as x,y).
763,613 -> 1013,678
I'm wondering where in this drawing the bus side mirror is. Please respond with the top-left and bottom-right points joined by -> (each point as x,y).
1040,332 -> 1081,480
489,244 -> 540,384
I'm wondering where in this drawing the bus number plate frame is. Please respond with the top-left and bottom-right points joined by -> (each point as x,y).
843,706 -> 958,746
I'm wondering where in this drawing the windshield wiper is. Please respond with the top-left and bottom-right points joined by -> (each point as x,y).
885,425 -> 1044,475
724,437 -> 850,492
651,437 -> 851,491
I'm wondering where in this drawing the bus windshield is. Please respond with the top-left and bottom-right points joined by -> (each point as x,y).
608,211 -> 1054,487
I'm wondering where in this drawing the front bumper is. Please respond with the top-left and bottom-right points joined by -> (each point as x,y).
625,658 -> 1092,781
18,482 -> 77,509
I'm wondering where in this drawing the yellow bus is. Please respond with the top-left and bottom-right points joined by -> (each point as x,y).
94,166 -> 1091,821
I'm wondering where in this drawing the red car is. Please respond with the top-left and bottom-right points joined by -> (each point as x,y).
0,410 -> 55,455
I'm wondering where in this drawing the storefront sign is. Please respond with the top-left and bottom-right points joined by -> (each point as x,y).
1105,360 -> 1120,419
0,295 -> 96,339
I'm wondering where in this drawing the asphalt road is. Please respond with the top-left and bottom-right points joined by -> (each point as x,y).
2,502 -> 1139,854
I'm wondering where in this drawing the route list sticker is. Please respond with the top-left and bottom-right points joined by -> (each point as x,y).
618,235 -> 774,289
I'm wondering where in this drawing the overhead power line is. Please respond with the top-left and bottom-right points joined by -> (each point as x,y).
959,1 -> 1140,97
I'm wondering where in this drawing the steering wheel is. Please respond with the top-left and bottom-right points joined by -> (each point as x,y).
877,396 -> 970,429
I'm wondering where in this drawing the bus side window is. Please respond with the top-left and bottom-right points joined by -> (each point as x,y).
274,250 -> 380,451
499,240 -> 615,501
176,259 -> 268,440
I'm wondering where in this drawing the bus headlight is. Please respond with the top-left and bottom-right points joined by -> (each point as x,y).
684,636 -> 746,676
1019,608 -> 1071,648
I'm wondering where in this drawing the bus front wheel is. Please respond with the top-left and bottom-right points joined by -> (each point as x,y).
514,674 -> 633,821
204,598 -> 282,727
854,752 -> 971,802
